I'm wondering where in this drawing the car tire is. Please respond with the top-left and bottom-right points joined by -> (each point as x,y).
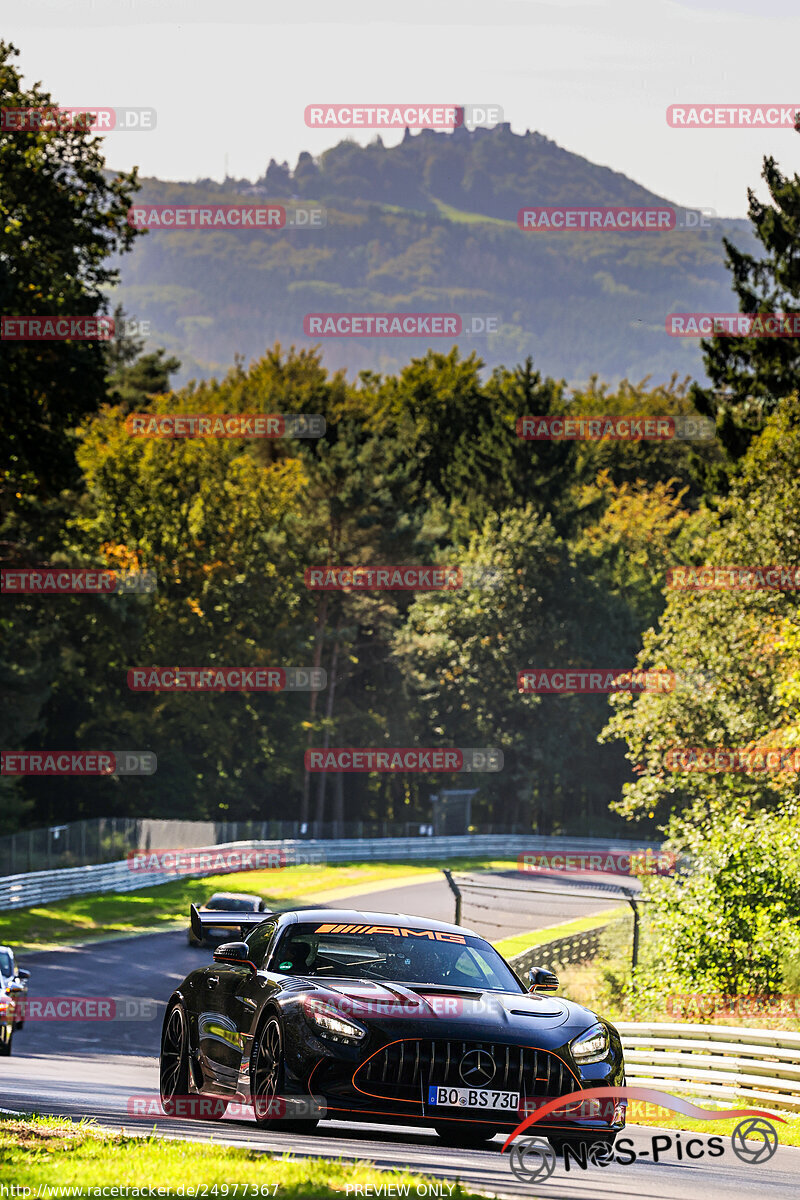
160,1001 -> 190,1114
0,1028 -> 12,1056
251,1014 -> 318,1133
434,1123 -> 499,1147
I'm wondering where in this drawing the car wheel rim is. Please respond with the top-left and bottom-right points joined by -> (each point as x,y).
253,1021 -> 281,1119
160,1006 -> 185,1100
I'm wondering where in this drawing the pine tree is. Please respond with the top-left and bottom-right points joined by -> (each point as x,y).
692,121 -> 800,461
0,42 -> 140,521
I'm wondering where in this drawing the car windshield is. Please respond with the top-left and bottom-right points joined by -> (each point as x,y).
273,921 -> 523,992
0,950 -> 13,976
205,896 -> 258,911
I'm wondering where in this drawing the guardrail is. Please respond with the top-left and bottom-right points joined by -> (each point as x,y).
509,921 -> 629,975
0,834 -> 660,911
0,817 -> 541,874
617,1022 -> 800,1113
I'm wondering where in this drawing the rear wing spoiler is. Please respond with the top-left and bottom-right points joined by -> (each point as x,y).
190,903 -> 273,942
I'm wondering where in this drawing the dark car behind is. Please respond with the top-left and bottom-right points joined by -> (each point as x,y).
187,893 -> 268,946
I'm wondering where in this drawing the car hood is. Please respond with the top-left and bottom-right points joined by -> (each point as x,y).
304,977 -> 602,1041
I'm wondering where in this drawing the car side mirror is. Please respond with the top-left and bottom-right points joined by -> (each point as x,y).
528,966 -> 559,993
18,969 -> 30,981
213,941 -> 255,970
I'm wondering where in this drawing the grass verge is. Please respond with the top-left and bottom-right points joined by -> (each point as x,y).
492,906 -> 628,960
554,956 -> 800,1032
625,1102 -> 800,1146
0,1115 -> 488,1195
1,859 -> 516,951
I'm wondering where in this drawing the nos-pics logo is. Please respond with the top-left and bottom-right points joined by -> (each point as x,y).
504,1087 -> 782,1184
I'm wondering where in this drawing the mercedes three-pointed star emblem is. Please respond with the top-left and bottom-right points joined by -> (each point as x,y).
459,1049 -> 496,1086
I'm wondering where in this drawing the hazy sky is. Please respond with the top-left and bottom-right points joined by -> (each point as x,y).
2,0 -> 799,217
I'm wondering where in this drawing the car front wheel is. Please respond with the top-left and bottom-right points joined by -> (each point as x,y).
160,1002 -> 190,1114
251,1015 -> 318,1133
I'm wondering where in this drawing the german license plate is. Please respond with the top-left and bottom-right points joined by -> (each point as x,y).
427,1085 -> 519,1111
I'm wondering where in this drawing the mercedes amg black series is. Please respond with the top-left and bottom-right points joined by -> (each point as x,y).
160,905 -> 625,1149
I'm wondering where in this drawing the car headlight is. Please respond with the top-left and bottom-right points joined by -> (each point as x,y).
570,1022 -> 609,1064
305,999 -> 366,1043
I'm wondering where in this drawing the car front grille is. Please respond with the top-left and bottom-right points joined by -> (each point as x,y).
355,1039 -> 577,1103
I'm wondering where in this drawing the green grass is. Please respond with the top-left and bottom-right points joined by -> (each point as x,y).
624,1100 -> 800,1145
1,859 -> 517,951
0,1115 -> 488,1195
492,906 -> 628,960
430,198 -> 517,228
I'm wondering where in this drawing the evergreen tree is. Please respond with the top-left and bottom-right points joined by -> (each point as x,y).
692,120 -> 800,462
0,42 -> 140,524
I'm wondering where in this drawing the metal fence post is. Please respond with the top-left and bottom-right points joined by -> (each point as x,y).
623,888 -> 640,975
442,869 -> 462,925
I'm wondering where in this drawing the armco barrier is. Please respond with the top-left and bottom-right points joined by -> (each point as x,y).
617,1022 -> 800,1113
0,835 -> 659,911
509,920 -> 630,975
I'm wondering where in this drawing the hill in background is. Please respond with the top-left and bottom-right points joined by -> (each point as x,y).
112,123 -> 754,386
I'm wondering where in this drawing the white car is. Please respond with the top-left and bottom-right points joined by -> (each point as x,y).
0,945 -> 29,1032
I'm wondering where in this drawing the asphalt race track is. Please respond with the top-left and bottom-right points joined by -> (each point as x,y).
2,873 -> 796,1199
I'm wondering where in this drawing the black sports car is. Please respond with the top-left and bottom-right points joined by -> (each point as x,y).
187,893 -> 269,947
160,905 -> 625,1150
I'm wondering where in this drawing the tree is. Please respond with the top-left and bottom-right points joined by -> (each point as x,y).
0,42 -> 140,523
631,807 -> 800,1006
293,151 -> 321,196
263,159 -> 292,195
574,471 -> 691,631
692,122 -> 800,461
393,506 -> 642,833
61,378 -> 308,821
601,394 -> 800,827
106,347 -> 180,411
